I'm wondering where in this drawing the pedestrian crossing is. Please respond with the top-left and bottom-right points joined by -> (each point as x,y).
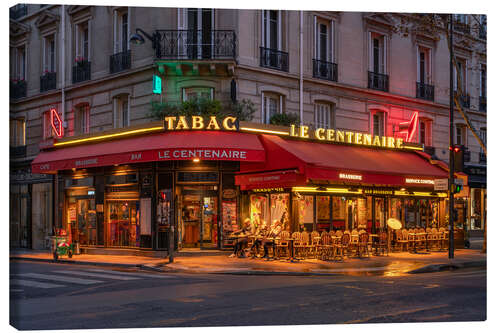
10,268 -> 172,290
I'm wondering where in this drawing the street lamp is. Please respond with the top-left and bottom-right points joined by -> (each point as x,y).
129,28 -> 155,45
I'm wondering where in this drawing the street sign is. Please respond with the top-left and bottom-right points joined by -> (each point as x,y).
50,108 -> 63,138
454,178 -> 464,185
153,75 -> 162,94
434,178 -> 448,191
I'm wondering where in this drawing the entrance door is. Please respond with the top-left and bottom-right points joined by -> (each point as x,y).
180,187 -> 218,249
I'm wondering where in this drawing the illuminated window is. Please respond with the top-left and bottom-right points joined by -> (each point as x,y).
262,92 -> 283,124
182,87 -> 213,102
456,125 -> 466,146
10,118 -> 25,147
419,119 -> 432,146
113,95 -> 130,128
314,102 -> 334,128
371,111 -> 385,137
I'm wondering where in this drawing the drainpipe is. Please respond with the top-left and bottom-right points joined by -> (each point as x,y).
61,5 -> 66,129
299,11 -> 304,125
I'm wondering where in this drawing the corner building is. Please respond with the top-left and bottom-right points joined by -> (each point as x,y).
10,4 -> 486,251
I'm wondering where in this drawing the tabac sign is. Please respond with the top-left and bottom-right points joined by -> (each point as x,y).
289,124 -> 406,149
164,116 -> 238,131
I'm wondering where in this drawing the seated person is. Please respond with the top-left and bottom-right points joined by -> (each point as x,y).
250,222 -> 268,258
262,219 -> 283,260
229,218 -> 252,258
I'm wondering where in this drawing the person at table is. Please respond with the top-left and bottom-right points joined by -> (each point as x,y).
250,222 -> 268,258
229,218 -> 252,258
262,219 -> 283,260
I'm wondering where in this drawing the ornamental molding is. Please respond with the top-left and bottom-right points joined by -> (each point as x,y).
35,10 -> 60,31
10,19 -> 31,39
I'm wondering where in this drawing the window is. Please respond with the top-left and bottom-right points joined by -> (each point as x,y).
370,32 -> 386,74
43,34 -> 56,72
417,46 -> 431,84
75,21 -> 90,60
314,18 -> 334,62
11,45 -> 26,80
480,64 -> 486,98
262,10 -> 281,50
75,104 -> 90,135
182,87 -> 213,102
43,111 -> 53,139
10,118 -> 25,147
479,15 -> 486,39
419,119 -> 432,146
262,92 -> 283,124
456,125 -> 466,146
371,111 -> 385,137
114,95 -> 130,128
314,103 -> 334,128
113,9 -> 129,53
479,128 -> 486,154
454,58 -> 467,94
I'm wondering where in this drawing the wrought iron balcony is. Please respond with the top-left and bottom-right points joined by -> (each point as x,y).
479,152 -> 486,164
10,80 -> 27,100
416,82 -> 434,101
260,47 -> 289,72
368,71 -> 389,92
479,96 -> 486,112
10,145 -> 27,158
40,72 -> 56,92
313,59 -> 338,82
459,93 -> 470,108
154,30 -> 236,60
72,60 -> 91,84
10,4 -> 27,20
110,50 -> 131,74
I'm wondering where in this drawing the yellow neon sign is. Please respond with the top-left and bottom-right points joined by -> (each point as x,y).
54,126 -> 165,147
240,127 -> 290,136
164,116 -> 237,131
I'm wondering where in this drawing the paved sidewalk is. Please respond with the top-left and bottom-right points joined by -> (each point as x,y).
10,248 -> 486,276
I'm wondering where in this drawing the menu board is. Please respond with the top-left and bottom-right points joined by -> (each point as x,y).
357,198 -> 367,228
222,201 -> 238,233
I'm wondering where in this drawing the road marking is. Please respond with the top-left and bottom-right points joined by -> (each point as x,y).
18,273 -> 103,285
10,279 -> 65,289
54,270 -> 140,281
84,268 -> 173,279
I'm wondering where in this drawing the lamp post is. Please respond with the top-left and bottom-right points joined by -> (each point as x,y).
448,15 -> 455,259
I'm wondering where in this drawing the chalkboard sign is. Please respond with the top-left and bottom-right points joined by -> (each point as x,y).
177,172 -> 219,183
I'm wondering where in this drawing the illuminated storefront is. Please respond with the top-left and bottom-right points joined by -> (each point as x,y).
32,117 -> 465,252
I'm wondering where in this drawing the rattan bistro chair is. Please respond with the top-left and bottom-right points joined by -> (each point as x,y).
335,233 -> 351,261
373,231 -> 388,256
275,231 -> 290,259
358,232 -> 370,257
310,231 -> 321,258
318,232 -> 334,260
291,231 -> 301,258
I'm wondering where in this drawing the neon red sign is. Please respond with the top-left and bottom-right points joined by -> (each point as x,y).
398,112 -> 419,142
50,108 -> 63,138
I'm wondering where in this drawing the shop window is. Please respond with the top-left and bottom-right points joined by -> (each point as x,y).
249,192 -> 290,231
371,111 -> 386,137
298,195 -> 314,231
261,92 -> 283,124
74,104 -> 90,135
107,201 -> 140,247
182,87 -> 213,102
106,173 -> 138,185
314,102 -> 334,128
270,193 -> 290,231
10,118 -> 25,147
67,198 -> 97,246
113,95 -> 130,128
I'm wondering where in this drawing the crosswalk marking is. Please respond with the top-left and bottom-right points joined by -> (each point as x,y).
84,268 -> 173,279
11,279 -> 65,289
54,270 -> 140,281
19,273 -> 103,285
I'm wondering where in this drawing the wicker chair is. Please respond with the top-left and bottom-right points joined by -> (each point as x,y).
349,229 -> 359,256
373,231 -> 388,256
318,232 -> 334,260
401,229 -> 409,251
291,231 -> 301,258
358,232 -> 370,257
275,231 -> 290,259
335,233 -> 351,261
298,231 -> 310,259
310,231 -> 321,258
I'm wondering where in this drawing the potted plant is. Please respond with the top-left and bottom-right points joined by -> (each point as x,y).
75,56 -> 86,67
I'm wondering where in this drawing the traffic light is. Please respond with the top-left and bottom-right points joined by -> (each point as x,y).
452,183 -> 463,194
450,145 -> 464,172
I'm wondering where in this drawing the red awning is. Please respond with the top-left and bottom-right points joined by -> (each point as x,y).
32,131 -> 265,174
236,135 -> 448,189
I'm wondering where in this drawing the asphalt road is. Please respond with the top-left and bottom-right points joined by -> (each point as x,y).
10,260 -> 486,330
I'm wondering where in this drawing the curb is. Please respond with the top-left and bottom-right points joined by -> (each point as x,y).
9,256 -> 165,272
407,260 -> 486,274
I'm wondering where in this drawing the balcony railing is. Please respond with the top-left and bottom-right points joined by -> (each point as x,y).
479,96 -> 486,112
260,47 -> 289,72
110,50 -> 131,74
10,145 -> 27,158
454,21 -> 470,34
72,60 -> 91,84
10,5 -> 27,20
479,152 -> 486,164
40,72 -> 56,92
10,80 -> 27,100
459,94 -> 470,108
368,71 -> 389,92
154,30 -> 236,60
313,59 -> 338,82
416,82 -> 434,101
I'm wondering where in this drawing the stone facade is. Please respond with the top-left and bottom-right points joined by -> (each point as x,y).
9,5 -> 487,248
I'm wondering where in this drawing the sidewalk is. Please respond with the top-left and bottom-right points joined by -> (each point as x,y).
10,248 -> 486,276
